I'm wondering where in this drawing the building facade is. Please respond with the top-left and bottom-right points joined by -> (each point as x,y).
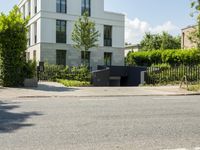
181,25 -> 197,49
18,0 -> 125,70
124,44 -> 140,57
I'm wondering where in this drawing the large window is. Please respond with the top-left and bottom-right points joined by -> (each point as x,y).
34,0 -> 37,14
56,0 -> 66,13
27,26 -> 31,46
104,25 -> 112,47
28,0 -> 31,16
33,50 -> 37,61
56,50 -> 67,66
56,20 -> 66,43
81,0 -> 91,16
34,22 -> 37,44
104,52 -> 112,66
22,5 -> 25,19
81,51 -> 90,66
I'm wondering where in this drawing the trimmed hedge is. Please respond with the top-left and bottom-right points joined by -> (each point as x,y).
57,79 -> 90,87
39,64 -> 91,82
126,49 -> 200,66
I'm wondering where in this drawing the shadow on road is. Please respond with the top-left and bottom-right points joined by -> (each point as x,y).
0,101 -> 42,133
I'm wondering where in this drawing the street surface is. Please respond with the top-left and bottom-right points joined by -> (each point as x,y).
0,96 -> 200,150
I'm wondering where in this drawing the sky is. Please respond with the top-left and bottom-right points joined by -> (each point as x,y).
0,0 -> 197,44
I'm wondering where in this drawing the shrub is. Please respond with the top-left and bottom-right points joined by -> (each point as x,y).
0,6 -> 30,87
39,63 -> 91,82
57,79 -> 90,87
23,61 -> 37,79
126,49 -> 200,66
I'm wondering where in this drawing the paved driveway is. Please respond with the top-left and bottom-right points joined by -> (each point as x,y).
0,96 -> 200,150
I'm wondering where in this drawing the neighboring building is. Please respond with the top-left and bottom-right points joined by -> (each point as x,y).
124,44 -> 140,57
181,25 -> 197,49
18,0 -> 125,70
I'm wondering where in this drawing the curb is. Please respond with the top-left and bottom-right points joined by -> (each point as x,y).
15,93 -> 200,99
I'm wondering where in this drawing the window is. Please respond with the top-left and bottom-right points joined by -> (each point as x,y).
22,5 -> 25,19
27,26 -> 31,46
104,25 -> 112,47
81,0 -> 91,16
57,0 -> 66,13
28,0 -> 31,16
182,32 -> 185,49
34,0 -> 37,14
26,52 -> 30,61
104,52 -> 112,66
56,50 -> 66,66
81,51 -> 90,66
56,20 -> 66,43
34,22 -> 37,44
33,50 -> 36,61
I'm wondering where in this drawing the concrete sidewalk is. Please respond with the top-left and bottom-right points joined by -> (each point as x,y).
0,82 -> 199,99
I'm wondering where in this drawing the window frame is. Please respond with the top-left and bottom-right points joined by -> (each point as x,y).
56,0 -> 67,13
56,20 -> 67,43
104,25 -> 112,47
56,50 -> 67,66
104,52 -> 112,67
81,0 -> 91,16
81,51 -> 91,67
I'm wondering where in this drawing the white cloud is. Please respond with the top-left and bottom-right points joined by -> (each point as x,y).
125,16 -> 180,44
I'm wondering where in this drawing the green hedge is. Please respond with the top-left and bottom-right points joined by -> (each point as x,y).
57,79 -> 90,87
126,49 -> 200,66
39,64 -> 91,82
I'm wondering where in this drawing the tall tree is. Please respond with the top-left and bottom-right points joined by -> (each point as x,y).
190,0 -> 200,49
140,32 -> 181,51
0,6 -> 29,86
72,12 -> 100,66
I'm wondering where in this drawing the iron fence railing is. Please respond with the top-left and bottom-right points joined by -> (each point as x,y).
145,65 -> 200,85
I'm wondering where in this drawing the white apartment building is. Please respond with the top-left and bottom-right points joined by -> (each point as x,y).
18,0 -> 125,70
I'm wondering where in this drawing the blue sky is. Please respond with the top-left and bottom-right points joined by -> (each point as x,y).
0,0 -> 197,44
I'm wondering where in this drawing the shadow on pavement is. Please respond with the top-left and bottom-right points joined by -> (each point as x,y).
0,101 -> 42,133
25,83 -> 78,92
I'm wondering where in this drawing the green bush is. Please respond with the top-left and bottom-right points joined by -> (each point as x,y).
23,61 -> 37,79
57,79 -> 90,87
127,49 -> 200,66
40,63 -> 91,82
0,6 -> 32,87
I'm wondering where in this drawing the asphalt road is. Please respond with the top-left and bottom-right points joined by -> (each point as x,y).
0,96 -> 200,150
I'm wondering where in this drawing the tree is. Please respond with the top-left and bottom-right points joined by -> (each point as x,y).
190,0 -> 200,50
140,32 -> 181,51
160,32 -> 181,50
72,12 -> 100,66
0,6 -> 30,87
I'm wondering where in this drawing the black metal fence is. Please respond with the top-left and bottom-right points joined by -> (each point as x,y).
145,65 -> 200,85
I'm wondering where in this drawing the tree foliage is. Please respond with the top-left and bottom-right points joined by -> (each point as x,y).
190,0 -> 200,49
0,6 -> 34,87
72,12 -> 100,65
140,32 -> 181,51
